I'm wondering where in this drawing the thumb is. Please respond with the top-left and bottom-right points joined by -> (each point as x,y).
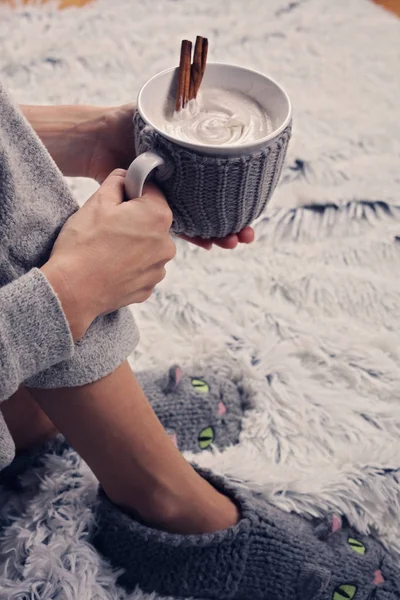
93,168 -> 127,206
135,182 -> 169,209
125,182 -> 172,225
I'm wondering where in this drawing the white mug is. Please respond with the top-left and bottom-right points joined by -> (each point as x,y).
125,63 -> 292,238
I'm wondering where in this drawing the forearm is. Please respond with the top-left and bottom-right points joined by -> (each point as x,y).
20,104 -> 105,178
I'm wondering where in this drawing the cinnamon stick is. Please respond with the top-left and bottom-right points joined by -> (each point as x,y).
189,36 -> 204,100
183,41 -> 192,106
175,39 -> 192,111
189,36 -> 209,100
200,37 -> 208,78
175,36 -> 208,111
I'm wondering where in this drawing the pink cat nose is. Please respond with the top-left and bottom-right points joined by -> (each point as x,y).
217,401 -> 227,416
373,570 -> 384,585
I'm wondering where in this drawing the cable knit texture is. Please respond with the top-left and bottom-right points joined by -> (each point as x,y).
93,468 -> 400,599
0,82 -> 139,469
133,111 -> 291,238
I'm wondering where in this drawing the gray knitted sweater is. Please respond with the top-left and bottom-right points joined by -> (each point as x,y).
0,82 -> 138,471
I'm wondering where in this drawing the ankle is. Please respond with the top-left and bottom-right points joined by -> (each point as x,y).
105,475 -> 240,535
106,482 -> 184,529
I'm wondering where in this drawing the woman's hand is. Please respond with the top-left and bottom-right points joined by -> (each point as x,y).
178,227 -> 255,250
85,104 -> 136,183
86,106 -> 256,249
41,171 -> 175,341
22,103 -> 255,250
20,103 -> 136,184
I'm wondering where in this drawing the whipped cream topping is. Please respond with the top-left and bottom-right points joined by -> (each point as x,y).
162,88 -> 272,146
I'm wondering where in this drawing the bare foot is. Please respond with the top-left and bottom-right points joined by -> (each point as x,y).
108,467 -> 240,535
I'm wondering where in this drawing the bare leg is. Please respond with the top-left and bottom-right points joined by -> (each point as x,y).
28,361 -> 239,535
1,388 -> 57,452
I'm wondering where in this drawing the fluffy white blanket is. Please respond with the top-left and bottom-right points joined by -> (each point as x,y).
0,0 -> 399,597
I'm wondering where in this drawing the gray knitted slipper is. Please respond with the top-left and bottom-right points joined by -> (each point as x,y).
137,363 -> 250,454
92,468 -> 400,599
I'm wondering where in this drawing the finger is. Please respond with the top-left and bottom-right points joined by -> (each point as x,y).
131,182 -> 172,219
237,227 -> 255,244
125,182 -> 173,228
133,266 -> 168,301
138,182 -> 169,208
132,288 -> 154,304
178,234 -> 213,250
120,102 -> 136,113
212,235 -> 239,250
94,168 -> 127,206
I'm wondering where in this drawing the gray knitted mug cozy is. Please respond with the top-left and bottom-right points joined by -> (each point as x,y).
133,110 -> 292,239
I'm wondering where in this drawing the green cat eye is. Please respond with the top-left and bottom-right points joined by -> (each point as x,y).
347,537 -> 366,555
198,426 -> 214,449
191,379 -> 209,393
333,584 -> 357,600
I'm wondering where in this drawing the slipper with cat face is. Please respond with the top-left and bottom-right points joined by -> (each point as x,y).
137,361 -> 251,454
93,467 -> 400,600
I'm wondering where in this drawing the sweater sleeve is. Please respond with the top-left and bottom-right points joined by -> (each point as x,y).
0,268 -> 74,402
0,81 -> 139,395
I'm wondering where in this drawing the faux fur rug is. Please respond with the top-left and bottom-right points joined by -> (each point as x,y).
1,0 -> 400,598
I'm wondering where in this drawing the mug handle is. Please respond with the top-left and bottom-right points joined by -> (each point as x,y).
124,151 -> 165,199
